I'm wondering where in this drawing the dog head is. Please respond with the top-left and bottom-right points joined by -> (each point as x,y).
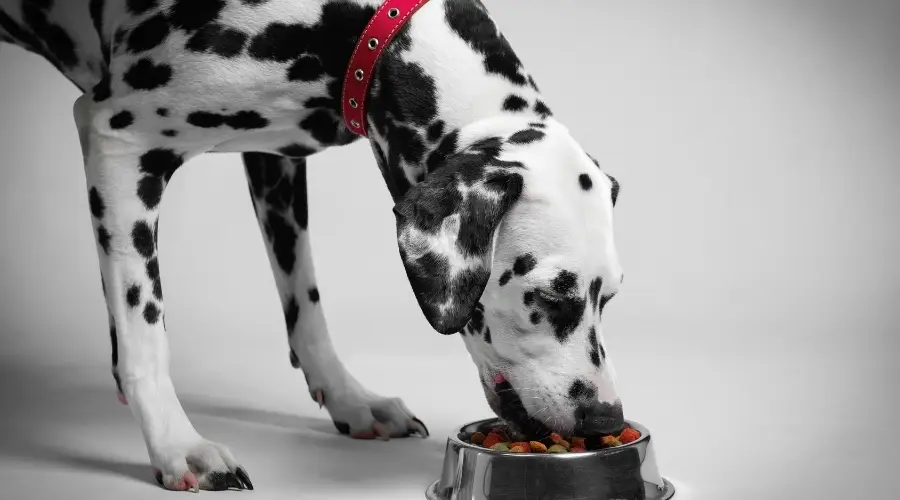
393,119 -> 625,438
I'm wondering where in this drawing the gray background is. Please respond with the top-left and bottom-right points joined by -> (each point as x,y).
1,1 -> 898,499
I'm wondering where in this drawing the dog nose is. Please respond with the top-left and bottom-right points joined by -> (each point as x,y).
574,401 -> 625,436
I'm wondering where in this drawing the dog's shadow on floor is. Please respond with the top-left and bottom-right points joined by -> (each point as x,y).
183,398 -> 448,487
0,367 -> 446,491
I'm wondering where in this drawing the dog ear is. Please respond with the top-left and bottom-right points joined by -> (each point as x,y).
392,151 -> 524,335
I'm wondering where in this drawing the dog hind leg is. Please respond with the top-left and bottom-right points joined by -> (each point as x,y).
74,93 -> 252,492
242,152 -> 429,440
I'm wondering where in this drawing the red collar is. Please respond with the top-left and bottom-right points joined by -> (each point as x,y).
341,0 -> 432,137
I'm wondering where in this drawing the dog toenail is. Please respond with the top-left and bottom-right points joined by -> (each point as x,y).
236,467 -> 254,490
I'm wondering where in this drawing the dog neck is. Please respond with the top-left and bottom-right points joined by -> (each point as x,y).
357,0 -> 554,202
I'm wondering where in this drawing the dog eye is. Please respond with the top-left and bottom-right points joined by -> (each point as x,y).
536,290 -> 565,305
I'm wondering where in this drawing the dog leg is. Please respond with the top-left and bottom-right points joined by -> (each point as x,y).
243,152 -> 428,440
74,94 -> 252,492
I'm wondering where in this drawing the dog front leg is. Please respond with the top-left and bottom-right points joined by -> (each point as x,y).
242,152 -> 429,441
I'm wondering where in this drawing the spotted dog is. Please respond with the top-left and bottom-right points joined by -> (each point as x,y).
1,0 -> 626,492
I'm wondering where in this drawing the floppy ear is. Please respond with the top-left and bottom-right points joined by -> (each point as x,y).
392,152 -> 524,335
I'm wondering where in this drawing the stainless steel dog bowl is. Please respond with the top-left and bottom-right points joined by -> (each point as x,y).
425,418 -> 675,500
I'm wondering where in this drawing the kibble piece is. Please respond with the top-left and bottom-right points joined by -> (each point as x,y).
470,432 -> 486,445
571,437 -> 586,449
570,447 -> 586,453
601,435 -> 622,447
529,441 -> 548,453
490,442 -> 510,452
509,445 -> 526,453
547,444 -> 568,453
511,442 -> 530,451
482,434 -> 503,449
619,427 -> 641,444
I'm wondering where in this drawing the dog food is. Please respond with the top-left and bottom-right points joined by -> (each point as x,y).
461,425 -> 642,453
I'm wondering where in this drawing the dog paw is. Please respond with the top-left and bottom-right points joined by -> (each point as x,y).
313,391 -> 429,440
151,439 -> 253,492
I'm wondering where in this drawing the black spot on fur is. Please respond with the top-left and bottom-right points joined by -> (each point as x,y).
569,379 -> 596,400
292,158 -> 309,230
498,270 -> 512,286
425,129 -> 459,173
161,129 -> 178,137
153,278 -> 163,301
156,108 -> 169,117
287,55 -> 324,81
126,284 -> 141,307
186,23 -> 247,58
265,211 -> 297,274
299,109 -> 338,145
534,100 -> 552,118
509,129 -> 545,145
445,0 -> 527,85
89,0 -> 108,63
109,324 -> 118,366
534,270 -> 586,343
527,74 -> 539,91
607,173 -> 619,206
169,0 -> 225,32
137,176 -> 164,209
308,288 -> 320,303
93,75 -> 112,102
97,226 -> 111,254
589,277 -> 603,312
187,111 -> 269,130
279,144 -> 315,158
483,326 -> 492,343
523,291 -> 534,306
598,293 -> 615,317
140,149 -> 183,177
109,111 -> 134,130
427,120 -> 445,143
588,326 -> 601,367
127,0 -> 158,15
529,311 -> 542,325
284,296 -> 299,334
127,14 -> 170,53
123,58 -> 172,90
131,221 -> 155,258
503,95 -> 528,112
513,254 -> 537,276
529,121 -> 547,129
143,302 -> 160,324
552,270 -> 579,295
146,258 -> 159,281
89,187 -> 105,219
579,173 -> 593,190
21,0 -> 78,69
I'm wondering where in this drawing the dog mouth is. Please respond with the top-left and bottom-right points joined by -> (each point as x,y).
483,373 -> 555,440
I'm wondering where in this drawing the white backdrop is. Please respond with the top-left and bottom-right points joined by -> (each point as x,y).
1,1 -> 898,499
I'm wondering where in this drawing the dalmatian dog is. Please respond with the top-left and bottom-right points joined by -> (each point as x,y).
1,0 -> 627,492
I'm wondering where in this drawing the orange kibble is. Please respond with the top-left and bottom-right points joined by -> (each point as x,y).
550,433 -> 564,444
529,441 -> 548,453
618,427 -> 640,444
511,442 -> 530,451
482,434 -> 503,449
509,445 -> 526,453
470,432 -> 486,445
570,437 -> 585,449
601,435 -> 622,447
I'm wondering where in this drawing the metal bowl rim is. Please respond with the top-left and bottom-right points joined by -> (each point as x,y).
448,417 -> 652,457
